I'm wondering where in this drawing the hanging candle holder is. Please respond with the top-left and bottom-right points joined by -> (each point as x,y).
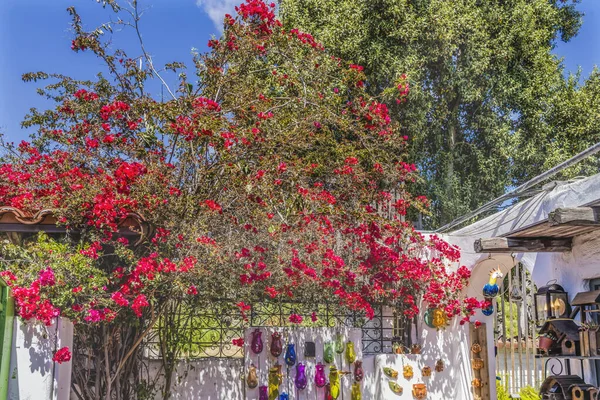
412,383 -> 427,399
315,362 -> 327,388
284,343 -> 296,366
435,359 -> 444,372
270,332 -> 283,358
389,382 -> 403,395
410,343 -> 422,354
251,329 -> 264,355
346,341 -> 357,364
383,367 -> 398,379
329,366 -> 342,400
246,363 -> 258,388
259,386 -> 268,400
354,360 -> 364,382
294,363 -> 307,390
335,332 -> 344,354
403,365 -> 414,380
268,364 -> 282,400
351,382 -> 362,400
422,366 -> 432,377
324,341 -> 335,364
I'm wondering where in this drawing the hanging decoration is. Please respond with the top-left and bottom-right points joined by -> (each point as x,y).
251,329 -> 264,355
284,344 -> 296,366
392,337 -> 405,354
481,301 -> 494,316
388,381 -> 403,395
259,386 -> 268,400
383,367 -> 399,379
435,359 -> 444,373
410,344 -> 422,354
471,343 -> 482,354
432,308 -> 449,329
403,365 -> 414,380
294,363 -> 307,390
422,366 -> 432,377
315,362 -> 327,388
268,364 -> 282,400
246,363 -> 258,388
472,358 -> 484,370
324,341 -> 335,364
354,360 -> 364,382
324,383 -> 331,400
329,366 -> 342,400
345,341 -> 357,364
351,382 -> 362,400
270,332 -> 283,358
482,267 -> 503,298
412,383 -> 427,399
335,333 -> 344,354
279,394 -> 289,400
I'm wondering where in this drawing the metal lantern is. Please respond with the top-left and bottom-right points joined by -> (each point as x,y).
535,283 -> 571,323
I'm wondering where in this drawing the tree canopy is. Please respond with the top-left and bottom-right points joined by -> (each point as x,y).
280,0 -> 598,227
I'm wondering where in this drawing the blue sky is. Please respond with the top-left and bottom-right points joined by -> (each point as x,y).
1,0 -> 599,144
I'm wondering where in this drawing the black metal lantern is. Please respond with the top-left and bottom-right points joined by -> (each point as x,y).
535,283 -> 571,323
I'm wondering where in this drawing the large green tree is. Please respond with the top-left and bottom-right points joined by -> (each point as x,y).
279,0 -> 594,227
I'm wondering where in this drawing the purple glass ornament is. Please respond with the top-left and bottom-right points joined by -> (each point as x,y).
259,386 -> 268,400
295,363 -> 307,390
315,362 -> 327,388
251,329 -> 263,355
270,332 -> 283,357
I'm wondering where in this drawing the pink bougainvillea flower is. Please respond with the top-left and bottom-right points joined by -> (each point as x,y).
53,347 -> 72,364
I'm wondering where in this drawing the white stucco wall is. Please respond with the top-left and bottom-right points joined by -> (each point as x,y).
8,317 -> 73,400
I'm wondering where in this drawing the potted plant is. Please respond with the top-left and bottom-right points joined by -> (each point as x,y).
539,331 -> 558,353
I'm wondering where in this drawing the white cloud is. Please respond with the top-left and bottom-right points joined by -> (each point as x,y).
196,0 -> 239,32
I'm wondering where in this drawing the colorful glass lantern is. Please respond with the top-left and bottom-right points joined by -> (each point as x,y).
351,382 -> 362,400
324,341 -> 334,364
270,332 -> 283,357
329,366 -> 341,399
422,366 -> 432,377
412,383 -> 427,399
251,329 -> 264,354
432,308 -> 448,328
345,341 -> 356,364
284,344 -> 296,366
389,382 -> 403,395
246,363 -> 258,388
403,365 -> 413,379
535,283 -> 571,323
259,386 -> 268,400
481,301 -> 494,316
435,359 -> 444,372
324,383 -> 331,400
383,367 -> 398,379
295,363 -> 307,390
315,362 -> 327,387
279,394 -> 289,400
268,364 -> 282,400
354,360 -> 364,382
335,333 -> 344,354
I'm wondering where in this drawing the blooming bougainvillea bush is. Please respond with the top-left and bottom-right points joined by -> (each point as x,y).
0,0 -> 482,398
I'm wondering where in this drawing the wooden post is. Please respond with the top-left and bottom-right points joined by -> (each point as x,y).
470,322 -> 490,400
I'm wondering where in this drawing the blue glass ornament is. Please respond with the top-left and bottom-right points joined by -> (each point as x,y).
279,394 -> 289,400
482,301 -> 494,316
284,343 -> 296,366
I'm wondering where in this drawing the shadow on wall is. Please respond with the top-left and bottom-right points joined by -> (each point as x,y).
150,358 -> 244,400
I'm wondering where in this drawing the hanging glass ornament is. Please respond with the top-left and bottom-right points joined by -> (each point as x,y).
259,386 -> 268,400
345,341 -> 356,364
354,360 -> 364,382
284,343 -> 296,366
279,394 -> 289,400
324,341 -> 334,364
251,329 -> 264,355
482,301 -> 494,316
270,332 -> 283,357
315,362 -> 327,387
268,364 -> 282,400
383,367 -> 398,379
351,382 -> 362,400
246,363 -> 258,388
335,333 -> 344,354
329,366 -> 341,400
295,363 -> 308,390
389,382 -> 403,395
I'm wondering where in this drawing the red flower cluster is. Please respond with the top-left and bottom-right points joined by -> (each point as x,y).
53,347 -> 72,364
